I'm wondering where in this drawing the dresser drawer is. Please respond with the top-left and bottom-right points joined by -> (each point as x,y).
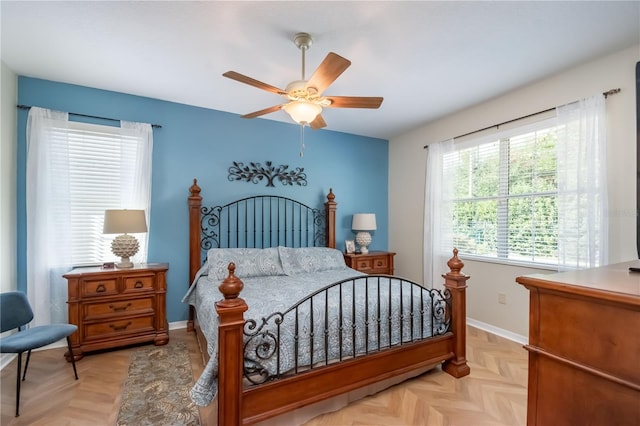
123,275 -> 155,292
81,278 -> 118,297
83,316 -> 155,341
83,297 -> 155,320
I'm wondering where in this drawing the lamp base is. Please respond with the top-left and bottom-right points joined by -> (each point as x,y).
111,234 -> 139,269
355,231 -> 372,254
116,257 -> 134,269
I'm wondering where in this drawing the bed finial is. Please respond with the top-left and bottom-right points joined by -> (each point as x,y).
217,262 -> 245,306
326,188 -> 335,203
190,178 -> 201,196
447,248 -> 465,276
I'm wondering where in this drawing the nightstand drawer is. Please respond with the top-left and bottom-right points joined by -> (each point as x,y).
83,316 -> 155,341
123,275 -> 155,292
370,256 -> 389,270
64,263 -> 169,360
355,258 -> 374,271
82,278 -> 118,297
83,297 -> 154,320
344,251 -> 395,275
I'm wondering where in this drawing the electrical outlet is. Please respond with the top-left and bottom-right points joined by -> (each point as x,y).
498,292 -> 507,304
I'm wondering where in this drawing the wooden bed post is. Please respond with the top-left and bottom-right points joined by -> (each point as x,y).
188,179 -> 203,332
216,263 -> 248,426
442,248 -> 471,378
325,188 -> 337,249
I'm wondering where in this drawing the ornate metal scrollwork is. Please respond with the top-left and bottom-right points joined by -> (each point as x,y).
200,205 -> 222,251
243,312 -> 284,385
228,161 -> 307,187
430,288 -> 452,335
312,209 -> 326,246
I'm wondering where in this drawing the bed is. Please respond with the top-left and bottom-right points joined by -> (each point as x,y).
184,179 -> 470,425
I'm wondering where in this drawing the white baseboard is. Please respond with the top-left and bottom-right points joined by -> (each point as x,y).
2,320 -> 521,372
466,317 -> 528,345
1,320 -> 190,372
1,353 -> 15,371
169,320 -> 188,330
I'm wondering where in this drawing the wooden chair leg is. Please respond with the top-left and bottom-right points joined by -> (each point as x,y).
15,352 -> 22,417
22,350 -> 31,381
66,337 -> 78,380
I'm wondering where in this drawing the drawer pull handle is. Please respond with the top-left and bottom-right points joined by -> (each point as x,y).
109,321 -> 132,331
96,284 -> 106,292
134,281 -> 144,288
109,303 -> 131,312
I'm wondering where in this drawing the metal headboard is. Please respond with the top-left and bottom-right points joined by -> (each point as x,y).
200,195 -> 326,259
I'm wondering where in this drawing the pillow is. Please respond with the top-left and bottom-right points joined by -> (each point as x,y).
206,247 -> 285,281
278,246 -> 347,276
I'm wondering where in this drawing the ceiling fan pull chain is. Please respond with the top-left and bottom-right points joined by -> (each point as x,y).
299,124 -> 306,158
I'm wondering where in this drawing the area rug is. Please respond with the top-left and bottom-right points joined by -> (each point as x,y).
117,342 -> 200,426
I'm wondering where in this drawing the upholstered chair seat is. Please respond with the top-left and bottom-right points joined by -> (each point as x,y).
0,291 -> 79,417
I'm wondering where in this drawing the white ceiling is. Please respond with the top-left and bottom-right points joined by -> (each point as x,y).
2,1 -> 639,140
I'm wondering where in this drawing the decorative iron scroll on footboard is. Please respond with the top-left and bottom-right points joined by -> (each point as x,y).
242,275 -> 452,386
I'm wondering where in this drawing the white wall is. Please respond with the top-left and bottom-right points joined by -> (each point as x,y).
389,45 -> 640,338
1,60 -> 17,293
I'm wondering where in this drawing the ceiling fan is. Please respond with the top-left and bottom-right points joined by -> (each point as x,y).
223,32 -> 383,130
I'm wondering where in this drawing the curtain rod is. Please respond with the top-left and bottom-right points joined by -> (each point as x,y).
16,104 -> 162,129
423,88 -> 620,149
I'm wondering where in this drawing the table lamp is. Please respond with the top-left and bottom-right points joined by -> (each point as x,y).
103,209 -> 147,268
352,213 -> 377,254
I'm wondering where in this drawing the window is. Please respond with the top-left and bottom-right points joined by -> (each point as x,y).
426,95 -> 606,282
62,121 -> 150,265
27,107 -> 153,325
443,120 -> 558,266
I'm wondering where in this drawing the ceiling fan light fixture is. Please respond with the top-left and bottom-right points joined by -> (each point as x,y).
284,100 -> 322,125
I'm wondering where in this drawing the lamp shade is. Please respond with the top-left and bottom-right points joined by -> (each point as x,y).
352,213 -> 377,231
283,101 -> 322,124
103,209 -> 147,234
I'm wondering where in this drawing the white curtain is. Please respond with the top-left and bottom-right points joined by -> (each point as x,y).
26,107 -> 72,325
423,139 -> 454,287
26,109 -> 154,325
120,120 -> 153,259
556,95 -> 608,270
423,95 -> 607,280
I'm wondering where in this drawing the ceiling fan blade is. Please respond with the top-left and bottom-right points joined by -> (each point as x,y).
309,114 -> 327,130
325,96 -> 384,109
305,52 -> 351,95
223,71 -> 286,95
241,104 -> 284,119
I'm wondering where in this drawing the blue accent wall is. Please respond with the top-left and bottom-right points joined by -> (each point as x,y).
16,77 -> 389,322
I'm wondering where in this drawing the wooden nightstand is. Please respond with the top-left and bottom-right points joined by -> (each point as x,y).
343,251 -> 396,275
63,263 -> 169,361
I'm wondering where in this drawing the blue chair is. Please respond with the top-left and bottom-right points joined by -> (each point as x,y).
0,291 -> 79,417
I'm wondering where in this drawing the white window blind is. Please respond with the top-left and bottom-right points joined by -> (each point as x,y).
47,121 -> 149,266
443,119 -> 558,266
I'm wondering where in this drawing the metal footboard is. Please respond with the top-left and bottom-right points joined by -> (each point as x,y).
242,275 -> 451,385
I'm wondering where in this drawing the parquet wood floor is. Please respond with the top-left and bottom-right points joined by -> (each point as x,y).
303,326 -> 528,426
0,326 -> 527,425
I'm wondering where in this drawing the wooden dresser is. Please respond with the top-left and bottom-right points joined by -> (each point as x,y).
343,251 -> 395,274
63,263 -> 169,360
516,261 -> 640,426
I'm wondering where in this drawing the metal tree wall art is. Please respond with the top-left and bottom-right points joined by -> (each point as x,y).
228,161 -> 307,187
